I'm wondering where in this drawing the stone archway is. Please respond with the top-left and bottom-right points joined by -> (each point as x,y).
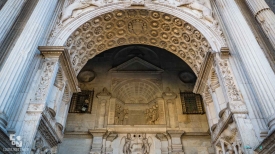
59,9 -> 218,76
42,4 -> 253,154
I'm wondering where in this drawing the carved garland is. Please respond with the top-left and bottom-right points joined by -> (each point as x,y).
218,59 -> 241,101
65,10 -> 211,75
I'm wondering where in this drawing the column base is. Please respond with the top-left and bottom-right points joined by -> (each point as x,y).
0,113 -> 8,134
268,114 -> 275,135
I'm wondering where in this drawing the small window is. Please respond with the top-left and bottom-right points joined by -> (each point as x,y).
69,90 -> 94,113
180,92 -> 204,114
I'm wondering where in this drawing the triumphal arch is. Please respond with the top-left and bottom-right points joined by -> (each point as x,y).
0,0 -> 275,153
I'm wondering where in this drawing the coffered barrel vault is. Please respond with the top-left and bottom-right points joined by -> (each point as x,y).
64,9 -> 212,76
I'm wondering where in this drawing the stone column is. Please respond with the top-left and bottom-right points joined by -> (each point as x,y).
213,0 -> 275,135
89,129 -> 108,154
156,133 -> 169,154
0,0 -> 58,131
96,88 -> 111,128
244,0 -> 275,50
162,87 -> 177,128
166,130 -> 184,154
0,0 -> 27,44
19,47 -> 64,152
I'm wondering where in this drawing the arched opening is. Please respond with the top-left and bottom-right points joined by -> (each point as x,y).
60,44 -> 213,154
45,7 -> 242,154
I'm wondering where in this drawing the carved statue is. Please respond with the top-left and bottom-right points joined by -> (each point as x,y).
123,133 -> 132,154
118,107 -> 125,125
123,109 -> 129,125
144,104 -> 159,125
115,105 -> 121,125
61,0 -> 98,23
141,134 -> 150,154
178,0 -> 215,23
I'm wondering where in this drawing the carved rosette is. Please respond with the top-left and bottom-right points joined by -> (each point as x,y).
64,10 -> 211,75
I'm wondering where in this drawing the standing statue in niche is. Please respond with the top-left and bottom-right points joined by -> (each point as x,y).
178,0 -> 215,23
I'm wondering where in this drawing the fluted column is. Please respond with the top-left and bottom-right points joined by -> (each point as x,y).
213,0 -> 275,135
0,0 -> 58,131
244,0 -> 275,50
19,47 -> 64,152
0,0 -> 27,45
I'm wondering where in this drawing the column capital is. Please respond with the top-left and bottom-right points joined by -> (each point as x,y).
38,46 -> 65,58
162,87 -> 177,100
97,87 -> 111,99
39,46 -> 80,92
89,129 -> 108,137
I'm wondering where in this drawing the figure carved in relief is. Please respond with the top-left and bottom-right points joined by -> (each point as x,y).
142,134 -> 151,154
61,0 -> 98,23
178,0 -> 215,23
115,105 -> 121,125
123,133 -> 132,154
145,104 -> 159,125
123,109 -> 129,125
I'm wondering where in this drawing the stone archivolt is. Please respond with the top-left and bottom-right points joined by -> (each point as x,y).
65,9 -> 211,75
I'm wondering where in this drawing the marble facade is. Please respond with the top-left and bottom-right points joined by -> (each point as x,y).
0,0 -> 275,153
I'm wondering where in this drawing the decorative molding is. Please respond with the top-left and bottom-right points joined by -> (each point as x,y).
39,46 -> 80,93
193,52 -> 214,94
39,113 -> 62,147
109,57 -> 164,73
212,108 -> 233,143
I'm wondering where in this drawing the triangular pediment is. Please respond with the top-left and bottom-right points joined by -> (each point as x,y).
110,57 -> 163,73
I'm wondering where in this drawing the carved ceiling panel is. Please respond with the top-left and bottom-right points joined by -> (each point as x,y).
112,79 -> 161,104
65,9 -> 211,75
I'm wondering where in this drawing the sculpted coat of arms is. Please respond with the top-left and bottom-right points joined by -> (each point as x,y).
128,19 -> 148,35
120,133 -> 152,154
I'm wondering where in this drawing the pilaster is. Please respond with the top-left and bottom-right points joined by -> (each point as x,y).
162,88 -> 177,128
19,47 -> 63,152
96,88 -> 111,128
89,129 -> 108,154
166,130 -> 184,154
156,133 -> 169,154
